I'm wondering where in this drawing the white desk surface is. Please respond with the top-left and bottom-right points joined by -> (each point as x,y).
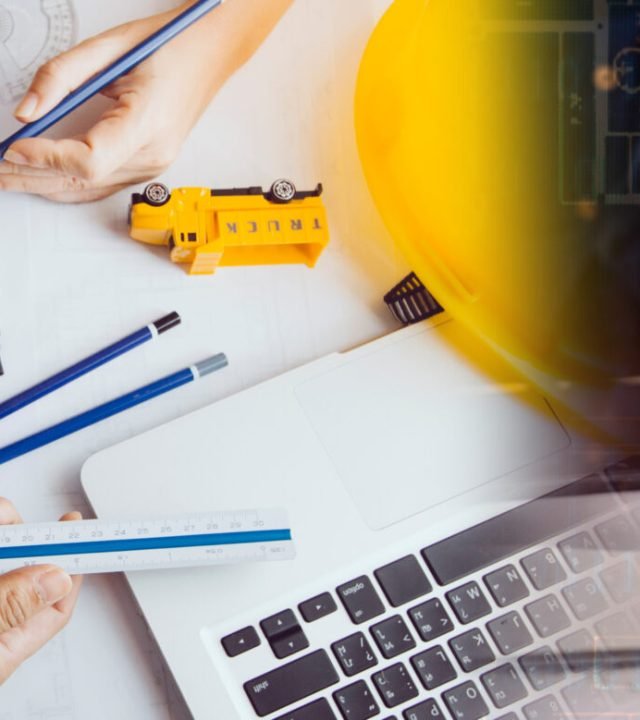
0,0 -> 405,717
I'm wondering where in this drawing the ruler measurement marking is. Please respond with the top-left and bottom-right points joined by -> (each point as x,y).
0,529 -> 292,560
0,510 -> 294,574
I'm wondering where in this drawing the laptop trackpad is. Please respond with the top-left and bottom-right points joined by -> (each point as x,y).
295,323 -> 570,530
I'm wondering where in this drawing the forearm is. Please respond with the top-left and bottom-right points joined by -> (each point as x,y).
177,0 -> 295,97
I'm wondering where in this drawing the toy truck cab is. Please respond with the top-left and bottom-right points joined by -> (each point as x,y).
128,180 -> 329,275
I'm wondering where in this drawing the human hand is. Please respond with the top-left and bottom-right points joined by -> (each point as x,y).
0,0 -> 293,203
0,498 -> 82,685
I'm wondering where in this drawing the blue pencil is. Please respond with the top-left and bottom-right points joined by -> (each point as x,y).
0,312 -> 181,421
0,354 -> 228,465
0,0 -> 224,158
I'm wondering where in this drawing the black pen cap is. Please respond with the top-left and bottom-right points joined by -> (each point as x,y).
153,312 -> 182,335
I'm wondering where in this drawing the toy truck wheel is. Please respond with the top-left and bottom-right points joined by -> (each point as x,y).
143,183 -> 171,207
269,179 -> 297,203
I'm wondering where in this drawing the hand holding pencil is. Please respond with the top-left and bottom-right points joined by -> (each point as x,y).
0,0 -> 294,203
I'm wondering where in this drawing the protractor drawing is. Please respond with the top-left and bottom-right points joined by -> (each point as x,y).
0,0 -> 76,105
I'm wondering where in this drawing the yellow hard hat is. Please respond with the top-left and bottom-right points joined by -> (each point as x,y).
355,0 -> 640,395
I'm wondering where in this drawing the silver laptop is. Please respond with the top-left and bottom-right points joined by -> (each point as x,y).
81,311 -> 639,720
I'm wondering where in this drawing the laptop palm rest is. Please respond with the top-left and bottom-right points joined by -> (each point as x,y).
294,320 -> 570,530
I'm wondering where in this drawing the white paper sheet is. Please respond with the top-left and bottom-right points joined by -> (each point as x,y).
0,0 -> 400,716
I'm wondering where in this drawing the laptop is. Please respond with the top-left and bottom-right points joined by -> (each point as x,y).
81,312 -> 639,720
82,2 -> 640,719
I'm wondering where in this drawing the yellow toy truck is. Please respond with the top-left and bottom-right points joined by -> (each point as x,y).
128,180 -> 329,275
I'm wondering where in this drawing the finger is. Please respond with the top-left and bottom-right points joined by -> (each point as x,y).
0,170 -> 86,196
6,95 -> 147,183
0,565 -> 72,634
0,574 -> 81,684
0,499 -> 22,526
0,162 -> 60,178
51,569 -> 83,616
0,513 -> 81,684
14,38 -> 122,122
13,15 -> 165,123
59,511 -> 82,523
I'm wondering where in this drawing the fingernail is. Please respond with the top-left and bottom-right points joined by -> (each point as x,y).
3,150 -> 28,166
37,569 -> 73,604
14,92 -> 38,121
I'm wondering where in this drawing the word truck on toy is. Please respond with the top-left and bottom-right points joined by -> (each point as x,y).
128,179 -> 329,275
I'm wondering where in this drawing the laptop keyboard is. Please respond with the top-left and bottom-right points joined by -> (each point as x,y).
220,457 -> 640,719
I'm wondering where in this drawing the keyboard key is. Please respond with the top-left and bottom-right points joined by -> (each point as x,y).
484,565 -> 529,607
521,548 -> 567,590
408,598 -> 453,642
299,592 -> 337,623
446,581 -> 491,624
337,576 -> 385,625
370,615 -> 416,659
595,611 -> 636,650
562,577 -> 608,621
333,680 -> 379,720
410,646 -> 457,690
261,609 -> 299,638
331,632 -> 378,677
221,626 -> 260,657
402,700 -> 445,720
372,663 -> 419,708
374,555 -> 432,607
486,611 -> 534,655
562,678 -> 610,717
522,694 -> 565,720
606,658 -> 640,705
557,629 -> 596,673
274,698 -> 338,720
595,515 -> 640,555
495,715 -> 518,720
524,594 -> 571,638
272,628 -> 310,659
422,474 -> 616,585
518,646 -> 565,691
244,650 -> 339,717
480,663 -> 528,709
449,628 -> 495,672
600,559 -> 640,603
562,578 -> 607,620
442,681 -> 489,720
557,531 -> 602,574
261,609 -> 309,659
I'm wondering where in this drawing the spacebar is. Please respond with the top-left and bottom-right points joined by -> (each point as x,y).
422,474 -> 617,585
244,650 -> 339,717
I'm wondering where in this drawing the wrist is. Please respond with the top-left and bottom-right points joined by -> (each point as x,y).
170,0 -> 294,99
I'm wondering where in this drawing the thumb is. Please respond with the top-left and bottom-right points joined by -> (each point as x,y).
0,566 -> 72,634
